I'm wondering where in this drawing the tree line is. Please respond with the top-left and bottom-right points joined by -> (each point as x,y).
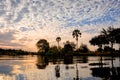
36,29 -> 90,57
0,48 -> 34,55
36,27 -> 120,56
89,26 -> 120,53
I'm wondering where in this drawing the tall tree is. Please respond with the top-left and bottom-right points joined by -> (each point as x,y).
56,37 -> 61,50
72,29 -> 81,49
89,35 -> 108,51
36,39 -> 49,53
113,28 -> 120,50
101,27 -> 115,49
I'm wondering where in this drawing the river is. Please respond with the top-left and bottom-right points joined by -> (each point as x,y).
0,55 -> 120,80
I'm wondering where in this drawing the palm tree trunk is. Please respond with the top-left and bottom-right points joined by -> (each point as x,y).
76,39 -> 78,49
58,42 -> 59,51
57,42 -> 61,61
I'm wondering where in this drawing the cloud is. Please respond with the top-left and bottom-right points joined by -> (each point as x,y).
0,31 -> 15,42
0,42 -> 22,47
0,31 -> 23,49
1,0 -> 120,26
0,0 -> 120,51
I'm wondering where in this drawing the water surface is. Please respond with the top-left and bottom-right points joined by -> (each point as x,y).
0,55 -> 120,80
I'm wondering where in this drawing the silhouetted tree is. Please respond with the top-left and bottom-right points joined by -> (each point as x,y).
104,46 -> 113,52
113,28 -> 120,50
62,43 -> 73,54
101,27 -> 115,49
89,35 -> 108,51
56,37 -> 61,50
72,29 -> 81,49
64,41 -> 76,51
46,46 -> 58,56
36,39 -> 49,53
78,44 -> 89,53
62,43 -> 73,64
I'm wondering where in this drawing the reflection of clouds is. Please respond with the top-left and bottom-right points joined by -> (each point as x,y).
11,65 -> 22,74
0,65 -> 12,75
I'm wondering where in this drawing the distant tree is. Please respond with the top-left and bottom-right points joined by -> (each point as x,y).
72,29 -> 81,49
62,43 -> 73,54
64,41 -> 76,50
46,46 -> 59,56
36,39 -> 49,53
78,44 -> 89,53
56,37 -> 61,50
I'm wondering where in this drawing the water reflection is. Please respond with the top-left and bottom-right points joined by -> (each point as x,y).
89,52 -> 120,80
36,55 -> 88,69
74,56 -> 88,63
64,55 -> 73,64
36,56 -> 48,69
91,67 -> 120,80
0,65 -> 12,75
55,64 -> 60,78
36,55 -> 89,80
0,55 -> 119,80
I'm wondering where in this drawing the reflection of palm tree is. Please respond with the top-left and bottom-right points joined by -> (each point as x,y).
76,64 -> 79,80
56,37 -> 61,50
72,29 -> 81,49
55,64 -> 60,78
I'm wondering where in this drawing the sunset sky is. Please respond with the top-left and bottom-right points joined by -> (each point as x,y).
0,0 -> 120,52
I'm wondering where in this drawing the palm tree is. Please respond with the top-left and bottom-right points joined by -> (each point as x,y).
56,37 -> 61,50
101,27 -> 115,49
72,29 -> 81,49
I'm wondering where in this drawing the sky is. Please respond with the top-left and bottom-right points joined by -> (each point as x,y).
0,0 -> 120,52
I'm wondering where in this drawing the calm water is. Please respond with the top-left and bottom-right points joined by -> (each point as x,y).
0,55 -> 120,80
